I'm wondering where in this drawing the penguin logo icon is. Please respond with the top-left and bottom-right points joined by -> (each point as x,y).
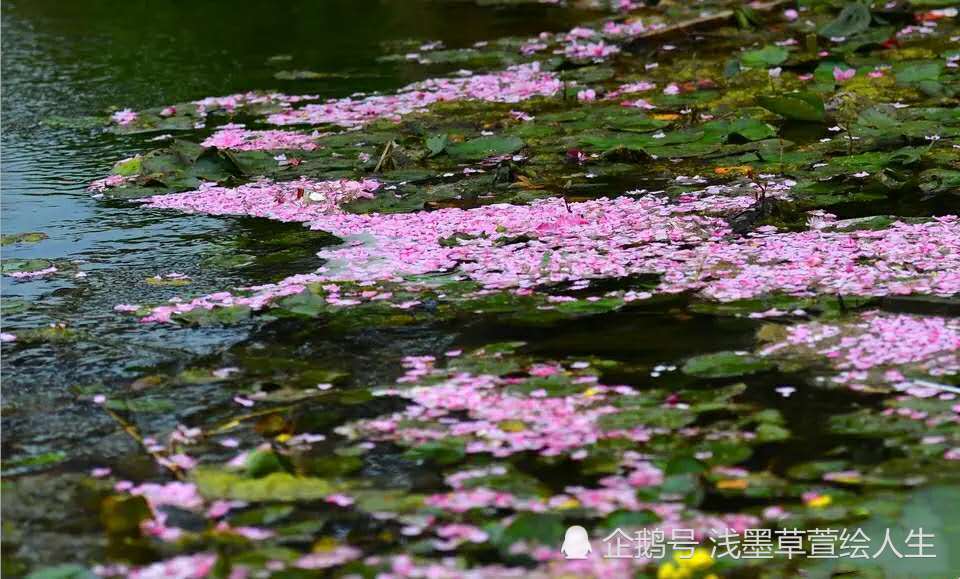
560,525 -> 592,559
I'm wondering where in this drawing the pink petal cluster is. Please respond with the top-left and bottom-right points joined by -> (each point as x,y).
356,370 -> 648,457
7,266 -> 58,279
128,481 -> 205,511
296,546 -> 362,569
128,553 -> 216,579
434,523 -> 490,550
607,81 -> 657,98
136,176 -> 959,323
266,63 -> 561,127
192,91 -> 319,118
761,312 -> 960,390
563,41 -> 621,61
111,108 -> 138,126
144,177 -> 379,219
602,19 -> 660,38
88,174 -> 134,193
201,126 -> 323,151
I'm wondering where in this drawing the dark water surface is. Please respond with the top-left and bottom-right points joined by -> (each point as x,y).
1,0 -> 593,415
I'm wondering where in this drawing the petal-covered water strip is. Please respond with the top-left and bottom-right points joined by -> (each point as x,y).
137,178 -> 959,323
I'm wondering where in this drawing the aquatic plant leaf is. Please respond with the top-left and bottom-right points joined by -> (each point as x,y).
704,118 -> 777,142
894,62 -> 942,84
245,450 -> 290,478
808,486 -> 960,576
757,92 -> 825,122
740,45 -> 789,68
1,232 -> 48,246
819,2 -> 872,38
272,70 -> 349,80
104,397 -> 176,413
919,169 -> 960,196
443,135 -> 524,160
597,406 -> 695,430
1,258 -> 54,273
600,510 -> 660,531
351,490 -> 424,514
403,438 -> 466,465
25,565 -> 97,579
193,469 -> 341,502
274,289 -> 329,317
563,65 -> 615,83
426,133 -> 448,156
174,305 -> 252,326
682,351 -> 774,378
100,495 -> 151,535
2,451 -> 68,474
123,139 -> 240,193
496,513 -> 565,548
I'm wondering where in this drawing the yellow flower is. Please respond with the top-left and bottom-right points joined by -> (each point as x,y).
676,548 -> 714,571
806,494 -> 833,508
657,562 -> 691,579
274,433 -> 292,443
583,387 -> 601,397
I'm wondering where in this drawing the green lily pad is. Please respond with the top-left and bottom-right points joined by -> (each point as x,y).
682,351 -> 775,378
444,135 -> 524,160
26,565 -> 97,579
1,232 -> 48,246
193,469 -> 344,502
740,45 -> 789,68
1,258 -> 55,274
758,92 -> 825,122
819,2 -> 872,38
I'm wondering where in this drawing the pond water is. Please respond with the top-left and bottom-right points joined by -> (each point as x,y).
1,0 -> 592,455
2,0 -> 595,561
2,1 -> 959,577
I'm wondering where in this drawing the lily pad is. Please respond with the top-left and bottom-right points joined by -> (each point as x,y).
758,92 -> 825,122
444,135 -> 524,160
819,2 -> 872,39
193,469 -> 344,502
682,351 -> 774,378
1,232 -> 48,246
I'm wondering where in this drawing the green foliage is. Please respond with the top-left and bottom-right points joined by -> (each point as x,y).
740,45 -> 789,68
26,565 -> 97,579
758,92 -> 826,122
193,469 -> 344,502
819,2 -> 872,38
1,232 -> 47,246
682,351 -> 774,378
443,135 -> 524,160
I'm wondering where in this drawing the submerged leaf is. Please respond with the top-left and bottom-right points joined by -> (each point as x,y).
758,92 -> 825,122
819,2 -> 872,38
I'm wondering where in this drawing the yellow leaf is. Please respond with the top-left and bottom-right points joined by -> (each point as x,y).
498,420 -> 526,432
716,478 -> 749,490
